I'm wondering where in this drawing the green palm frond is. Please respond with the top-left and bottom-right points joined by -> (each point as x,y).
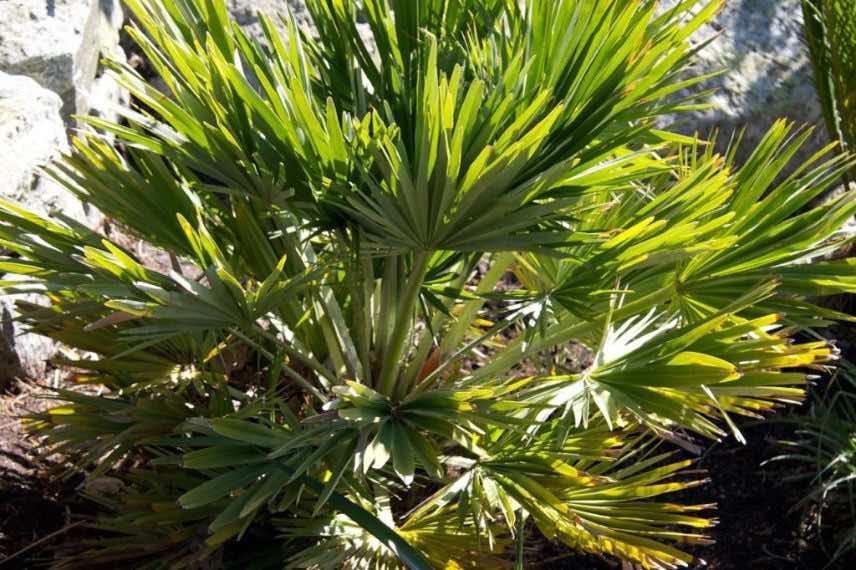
2,0 -> 855,568
802,0 -> 856,185
407,423 -> 714,569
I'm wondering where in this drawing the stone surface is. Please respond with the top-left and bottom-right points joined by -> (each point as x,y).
86,45 -> 129,129
0,72 -> 83,219
0,0 -> 124,116
0,72 -> 84,386
660,0 -> 827,163
0,294 -> 58,388
227,0 -> 374,51
227,0 -> 311,43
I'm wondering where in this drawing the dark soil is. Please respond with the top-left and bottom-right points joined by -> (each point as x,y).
0,380 -> 76,568
0,470 -> 79,568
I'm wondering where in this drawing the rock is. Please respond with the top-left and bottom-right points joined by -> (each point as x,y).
86,45 -> 129,129
0,296 -> 58,388
0,72 -> 83,219
659,0 -> 828,164
0,0 -> 124,117
227,0 -> 311,43
0,72 -> 85,386
83,476 -> 126,496
227,1 -> 374,51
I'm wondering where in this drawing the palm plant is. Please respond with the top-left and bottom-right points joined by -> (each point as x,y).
3,0 -> 856,568
772,361 -> 856,563
802,0 -> 856,187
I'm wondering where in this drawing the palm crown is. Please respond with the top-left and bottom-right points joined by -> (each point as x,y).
3,0 -> 856,568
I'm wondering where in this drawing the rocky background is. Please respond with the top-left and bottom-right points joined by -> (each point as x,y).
0,0 -> 832,385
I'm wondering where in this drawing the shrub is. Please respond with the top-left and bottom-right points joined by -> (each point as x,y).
773,362 -> 856,563
3,0 -> 856,568
802,0 -> 856,186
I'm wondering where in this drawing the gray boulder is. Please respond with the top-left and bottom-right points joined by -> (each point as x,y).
227,0 -> 311,43
0,72 -> 85,386
0,0 -> 124,117
0,293 -> 58,388
86,44 -> 130,129
0,72 -> 83,219
660,0 -> 827,162
227,1 -> 374,51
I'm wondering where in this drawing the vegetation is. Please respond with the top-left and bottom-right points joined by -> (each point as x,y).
767,4 -> 856,562
774,362 -> 856,563
802,0 -> 856,186
2,0 -> 855,567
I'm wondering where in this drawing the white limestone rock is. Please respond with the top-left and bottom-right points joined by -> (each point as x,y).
0,0 -> 124,116
86,45 -> 129,128
0,72 -> 83,219
659,0 -> 826,162
226,0 -> 374,51
0,72 -> 91,387
227,0 -> 311,43
0,72 -> 86,385
0,293 -> 59,387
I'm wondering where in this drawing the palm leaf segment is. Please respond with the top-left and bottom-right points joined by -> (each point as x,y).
2,1 -> 855,569
802,0 -> 856,185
